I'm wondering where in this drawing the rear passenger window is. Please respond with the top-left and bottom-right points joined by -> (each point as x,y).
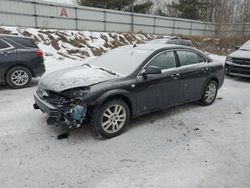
147,51 -> 176,70
0,39 -> 10,49
177,51 -> 206,66
8,37 -> 38,48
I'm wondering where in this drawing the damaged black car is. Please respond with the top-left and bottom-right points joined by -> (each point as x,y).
34,44 -> 225,138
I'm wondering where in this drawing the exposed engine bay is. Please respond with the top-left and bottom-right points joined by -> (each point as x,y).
34,89 -> 88,129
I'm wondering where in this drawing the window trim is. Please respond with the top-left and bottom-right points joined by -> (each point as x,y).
0,38 -> 14,51
175,49 -> 208,68
138,50 -> 176,77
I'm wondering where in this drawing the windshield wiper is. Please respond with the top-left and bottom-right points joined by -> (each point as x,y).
83,63 -> 117,75
82,63 -> 91,67
97,67 -> 117,75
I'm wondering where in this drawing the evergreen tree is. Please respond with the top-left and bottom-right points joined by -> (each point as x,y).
78,0 -> 134,11
170,0 -> 202,20
78,0 -> 152,13
128,1 -> 153,14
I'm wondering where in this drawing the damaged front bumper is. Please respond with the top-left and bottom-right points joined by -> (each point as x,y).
34,92 -> 87,128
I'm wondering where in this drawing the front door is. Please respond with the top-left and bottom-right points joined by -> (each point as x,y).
135,50 -> 181,115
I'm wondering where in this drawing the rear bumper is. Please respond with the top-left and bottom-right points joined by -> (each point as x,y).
33,92 -> 59,117
225,61 -> 250,78
32,62 -> 46,77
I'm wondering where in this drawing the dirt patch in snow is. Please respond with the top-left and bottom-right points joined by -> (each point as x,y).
176,34 -> 250,55
2,26 -> 248,59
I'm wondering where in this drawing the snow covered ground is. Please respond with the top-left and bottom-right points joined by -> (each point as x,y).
0,54 -> 250,188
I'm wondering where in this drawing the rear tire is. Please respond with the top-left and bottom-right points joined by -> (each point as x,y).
201,80 -> 218,106
6,66 -> 32,89
91,99 -> 130,138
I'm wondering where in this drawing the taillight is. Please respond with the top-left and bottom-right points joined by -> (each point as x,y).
35,50 -> 44,58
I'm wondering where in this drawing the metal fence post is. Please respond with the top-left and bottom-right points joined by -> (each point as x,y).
131,12 -> 134,33
242,23 -> 245,35
203,22 -> 206,36
75,7 -> 78,31
153,16 -> 156,34
190,21 -> 193,35
33,1 -> 38,28
172,19 -> 175,35
104,10 -> 107,32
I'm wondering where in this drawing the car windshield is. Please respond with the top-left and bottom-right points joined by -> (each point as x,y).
89,46 -> 152,75
239,40 -> 250,51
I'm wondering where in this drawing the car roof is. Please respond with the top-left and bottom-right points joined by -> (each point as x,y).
121,43 -> 194,52
119,44 -> 211,61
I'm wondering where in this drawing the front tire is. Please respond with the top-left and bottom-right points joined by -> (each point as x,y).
6,66 -> 32,89
201,80 -> 218,106
91,99 -> 130,138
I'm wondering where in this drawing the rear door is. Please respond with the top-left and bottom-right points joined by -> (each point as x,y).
0,38 -> 16,81
135,50 -> 181,114
175,50 -> 209,103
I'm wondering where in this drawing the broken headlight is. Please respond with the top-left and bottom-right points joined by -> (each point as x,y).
57,100 -> 87,128
226,56 -> 233,62
57,89 -> 89,128
60,88 -> 90,100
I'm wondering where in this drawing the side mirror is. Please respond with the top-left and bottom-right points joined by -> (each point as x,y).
141,66 -> 162,77
235,46 -> 240,51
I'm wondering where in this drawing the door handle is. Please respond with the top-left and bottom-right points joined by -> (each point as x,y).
0,52 -> 11,56
171,73 -> 180,80
201,68 -> 209,73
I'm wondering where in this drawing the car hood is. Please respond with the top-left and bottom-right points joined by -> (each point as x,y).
38,65 -> 121,92
229,50 -> 250,59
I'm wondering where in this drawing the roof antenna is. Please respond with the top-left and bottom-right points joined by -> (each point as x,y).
133,43 -> 137,48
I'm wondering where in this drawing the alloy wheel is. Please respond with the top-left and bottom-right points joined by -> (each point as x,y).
205,83 -> 217,104
101,104 -> 127,134
11,70 -> 29,86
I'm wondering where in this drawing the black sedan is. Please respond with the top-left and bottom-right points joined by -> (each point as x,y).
34,44 -> 225,138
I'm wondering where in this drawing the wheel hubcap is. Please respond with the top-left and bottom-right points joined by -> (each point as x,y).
101,105 -> 126,134
11,70 -> 29,86
205,83 -> 217,103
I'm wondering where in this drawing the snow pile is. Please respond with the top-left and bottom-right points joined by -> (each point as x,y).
0,26 -> 156,61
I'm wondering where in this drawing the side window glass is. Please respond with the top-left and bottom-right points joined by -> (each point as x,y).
0,39 -> 10,49
177,51 -> 206,66
147,51 -> 176,70
9,37 -> 38,48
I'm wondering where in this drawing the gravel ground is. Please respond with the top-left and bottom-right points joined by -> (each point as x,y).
0,58 -> 250,188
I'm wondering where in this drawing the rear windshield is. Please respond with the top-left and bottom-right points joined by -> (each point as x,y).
147,39 -> 169,44
7,37 -> 38,48
167,40 -> 193,47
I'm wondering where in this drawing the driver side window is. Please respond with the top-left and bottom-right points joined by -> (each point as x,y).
146,51 -> 176,71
